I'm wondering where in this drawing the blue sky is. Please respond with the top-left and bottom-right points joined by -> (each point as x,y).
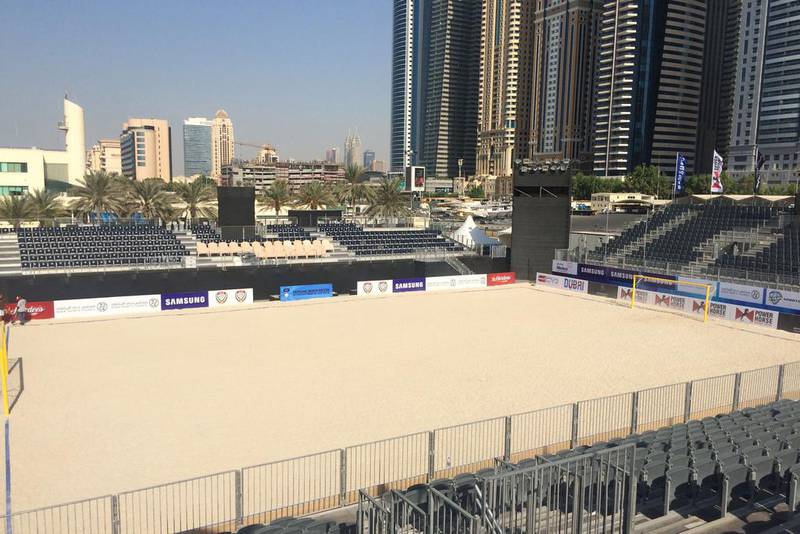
0,0 -> 391,175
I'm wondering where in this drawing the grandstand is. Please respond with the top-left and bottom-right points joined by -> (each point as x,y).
587,203 -> 798,286
5,286 -> 800,533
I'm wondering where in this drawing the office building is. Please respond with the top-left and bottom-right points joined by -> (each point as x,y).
476,0 -> 535,178
345,132 -> 362,167
222,161 -> 345,192
593,0 -> 714,178
212,110 -> 235,179
325,147 -> 338,163
420,0 -> 481,179
527,1 -> 602,165
370,160 -> 387,173
183,118 -> 213,177
87,139 -> 122,175
729,0 -> 800,184
363,149 -> 376,169
120,118 -> 172,181
0,97 -> 86,194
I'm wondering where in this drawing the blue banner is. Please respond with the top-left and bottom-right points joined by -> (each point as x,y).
392,277 -> 426,293
161,291 -> 209,310
280,284 -> 333,302
674,153 -> 686,194
576,264 -> 676,289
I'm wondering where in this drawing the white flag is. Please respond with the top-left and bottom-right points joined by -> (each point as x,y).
711,150 -> 724,193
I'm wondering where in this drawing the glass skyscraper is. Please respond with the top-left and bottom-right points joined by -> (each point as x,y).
183,118 -> 213,177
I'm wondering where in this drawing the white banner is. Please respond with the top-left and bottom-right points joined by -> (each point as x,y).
425,274 -> 488,292
765,288 -> 800,312
718,281 -> 764,305
677,276 -> 717,297
536,273 -> 588,293
357,279 -> 394,297
616,286 -> 652,305
722,303 -> 779,329
207,288 -> 254,307
54,294 -> 162,319
551,259 -> 579,276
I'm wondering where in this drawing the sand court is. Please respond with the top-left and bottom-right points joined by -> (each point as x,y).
5,284 -> 800,512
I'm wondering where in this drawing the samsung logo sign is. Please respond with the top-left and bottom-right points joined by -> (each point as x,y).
165,296 -> 206,306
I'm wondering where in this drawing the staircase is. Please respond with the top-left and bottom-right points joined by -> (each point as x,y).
445,255 -> 474,275
173,229 -> 198,255
0,234 -> 22,276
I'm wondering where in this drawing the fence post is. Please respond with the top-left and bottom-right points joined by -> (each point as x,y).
683,382 -> 693,423
503,416 -> 512,462
428,431 -> 436,480
111,495 -> 121,534
777,364 -> 786,401
570,403 -> 580,449
732,373 -> 742,411
339,449 -> 348,506
235,470 -> 243,528
630,391 -> 640,435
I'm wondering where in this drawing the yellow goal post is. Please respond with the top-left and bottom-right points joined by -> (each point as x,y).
631,275 -> 713,323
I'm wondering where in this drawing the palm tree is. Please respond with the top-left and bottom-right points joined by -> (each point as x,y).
175,177 -> 217,223
69,171 -> 127,219
338,164 -> 375,211
257,180 -> 293,216
0,195 -> 35,228
127,179 -> 174,221
27,189 -> 66,225
295,181 -> 334,210
366,178 -> 410,218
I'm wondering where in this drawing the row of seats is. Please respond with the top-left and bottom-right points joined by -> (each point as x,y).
233,516 -> 337,534
319,222 -> 464,256
597,205 -> 695,258
191,224 -> 312,244
197,240 -> 333,259
716,223 -> 800,278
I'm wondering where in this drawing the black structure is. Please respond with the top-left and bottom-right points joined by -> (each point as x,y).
510,163 -> 572,279
288,210 -> 342,227
218,187 -> 255,227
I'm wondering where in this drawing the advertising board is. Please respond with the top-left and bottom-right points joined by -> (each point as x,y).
356,280 -> 393,297
279,284 -> 333,302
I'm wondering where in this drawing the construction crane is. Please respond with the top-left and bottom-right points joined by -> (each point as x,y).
235,141 -> 278,163
235,141 -> 276,152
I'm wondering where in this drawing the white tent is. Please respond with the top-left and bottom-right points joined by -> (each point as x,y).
451,216 -> 500,247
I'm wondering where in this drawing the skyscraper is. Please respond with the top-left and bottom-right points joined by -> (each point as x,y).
120,118 -> 172,181
363,149 -> 376,169
391,0 -> 429,171
527,1 -> 603,165
729,0 -> 800,184
87,139 -> 122,175
60,97 -> 86,185
419,0 -> 481,178
593,0 -> 719,178
325,147 -> 338,163
183,117 -> 213,177
345,132 -> 362,167
475,0 -> 535,178
212,110 -> 235,179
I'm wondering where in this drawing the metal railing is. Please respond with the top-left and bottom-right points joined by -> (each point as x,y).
5,361 -> 800,533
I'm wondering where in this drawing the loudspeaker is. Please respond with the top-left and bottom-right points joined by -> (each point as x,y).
217,187 -> 255,227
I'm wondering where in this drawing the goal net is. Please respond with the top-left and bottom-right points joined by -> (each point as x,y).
626,275 -> 713,322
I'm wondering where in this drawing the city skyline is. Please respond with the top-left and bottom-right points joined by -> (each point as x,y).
0,1 -> 391,176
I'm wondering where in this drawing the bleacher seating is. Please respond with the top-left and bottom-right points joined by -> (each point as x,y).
716,222 -> 800,280
190,224 -> 312,244
319,222 -> 464,256
228,398 -> 800,534
599,204 -> 694,258
17,225 -> 188,270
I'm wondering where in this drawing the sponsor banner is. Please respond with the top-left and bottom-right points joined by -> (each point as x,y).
487,272 -> 516,286
279,284 -> 333,302
54,294 -> 162,319
426,274 -> 487,292
551,260 -> 578,276
3,301 -> 54,321
161,291 -> 209,311
393,278 -> 426,293
726,305 -> 779,329
577,263 -> 676,289
208,288 -> 254,307
536,273 -> 588,293
677,276 -> 717,297
577,264 -> 608,282
764,288 -> 800,313
616,286 -> 652,306
357,279 -> 393,297
718,281 -> 765,305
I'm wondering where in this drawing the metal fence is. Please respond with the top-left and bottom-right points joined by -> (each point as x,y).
5,360 -> 800,533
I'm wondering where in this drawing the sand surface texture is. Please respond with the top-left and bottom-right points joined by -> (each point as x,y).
6,285 -> 799,512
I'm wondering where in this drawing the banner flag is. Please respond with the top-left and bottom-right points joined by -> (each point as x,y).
674,153 -> 686,195
754,150 -> 766,194
711,150 -> 724,193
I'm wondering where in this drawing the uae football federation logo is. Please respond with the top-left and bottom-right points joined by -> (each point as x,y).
215,291 -> 228,304
363,282 -> 373,294
378,281 -> 388,293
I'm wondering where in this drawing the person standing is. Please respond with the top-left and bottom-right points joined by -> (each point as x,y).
15,296 -> 27,325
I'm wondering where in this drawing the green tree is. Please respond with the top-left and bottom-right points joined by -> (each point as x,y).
337,164 -> 375,210
127,178 -> 174,220
367,178 -> 411,218
69,171 -> 128,218
27,189 -> 66,224
0,195 -> 35,228
295,181 -> 334,210
257,179 -> 293,216
175,177 -> 217,222
466,185 -> 485,199
624,165 -> 671,197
